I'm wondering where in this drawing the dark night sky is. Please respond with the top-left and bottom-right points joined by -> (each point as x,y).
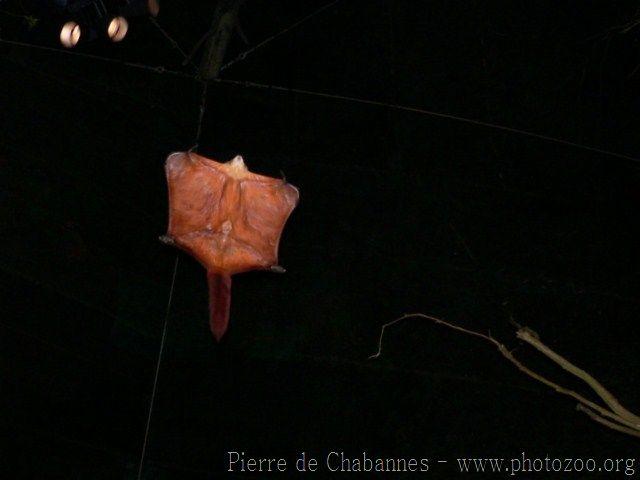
1,1 -> 640,478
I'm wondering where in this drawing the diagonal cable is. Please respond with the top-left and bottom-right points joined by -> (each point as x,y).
219,0 -> 343,73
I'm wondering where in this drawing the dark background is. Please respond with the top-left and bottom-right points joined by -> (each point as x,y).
1,1 -> 640,478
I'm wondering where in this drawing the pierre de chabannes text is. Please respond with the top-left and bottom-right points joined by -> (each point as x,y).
227,451 -> 429,473
227,451 -> 639,475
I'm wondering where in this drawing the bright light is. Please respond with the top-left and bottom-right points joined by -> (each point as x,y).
60,21 -> 81,48
107,16 -> 129,42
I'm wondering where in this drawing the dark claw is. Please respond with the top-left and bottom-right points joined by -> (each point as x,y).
270,265 -> 286,273
159,235 -> 175,245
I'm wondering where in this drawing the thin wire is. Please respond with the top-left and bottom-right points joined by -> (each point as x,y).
219,0 -> 343,73
2,36 -> 640,164
191,80 -> 209,151
0,9 -> 31,20
136,254 -> 179,480
0,37 -> 193,78
135,60 -> 210,479
212,78 -> 640,165
148,17 -> 189,61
